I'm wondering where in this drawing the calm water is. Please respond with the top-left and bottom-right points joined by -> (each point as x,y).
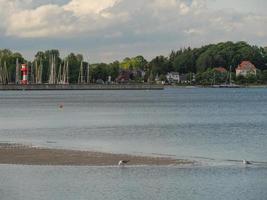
1,88 -> 267,199
0,165 -> 267,200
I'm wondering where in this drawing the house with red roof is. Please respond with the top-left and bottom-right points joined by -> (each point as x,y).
236,61 -> 257,77
214,67 -> 227,73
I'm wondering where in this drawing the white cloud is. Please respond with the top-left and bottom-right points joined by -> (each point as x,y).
3,0 -> 266,41
1,0 -> 267,61
64,0 -> 120,15
3,0 -> 127,38
184,28 -> 204,35
6,4 -> 75,37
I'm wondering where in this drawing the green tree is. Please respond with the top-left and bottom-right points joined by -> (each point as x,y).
119,56 -> 147,70
195,68 -> 214,85
173,48 -> 195,73
90,63 -> 109,82
108,61 -> 120,81
67,53 -> 83,83
260,70 -> 267,83
120,57 -> 132,69
148,56 -> 172,77
0,49 -> 26,83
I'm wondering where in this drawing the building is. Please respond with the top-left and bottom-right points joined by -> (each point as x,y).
214,67 -> 227,73
166,72 -> 180,83
116,70 -> 132,83
179,74 -> 189,84
236,61 -> 257,77
132,69 -> 145,78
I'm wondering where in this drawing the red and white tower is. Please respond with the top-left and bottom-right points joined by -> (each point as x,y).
21,64 -> 28,85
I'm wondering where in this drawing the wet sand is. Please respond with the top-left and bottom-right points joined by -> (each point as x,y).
0,144 -> 192,166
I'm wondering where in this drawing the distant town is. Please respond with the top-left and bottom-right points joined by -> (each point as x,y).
1,41 -> 267,86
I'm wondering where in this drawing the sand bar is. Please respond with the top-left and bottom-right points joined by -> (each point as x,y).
0,143 -> 192,166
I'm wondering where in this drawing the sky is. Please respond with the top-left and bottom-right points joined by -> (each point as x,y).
0,0 -> 266,62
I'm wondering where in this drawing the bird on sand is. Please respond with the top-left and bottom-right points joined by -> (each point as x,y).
118,160 -> 130,166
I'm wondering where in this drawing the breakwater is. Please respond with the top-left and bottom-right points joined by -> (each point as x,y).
0,84 -> 164,90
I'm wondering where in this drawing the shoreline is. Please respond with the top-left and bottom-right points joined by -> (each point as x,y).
165,85 -> 267,89
0,144 -> 192,166
0,84 -> 164,91
0,84 -> 266,91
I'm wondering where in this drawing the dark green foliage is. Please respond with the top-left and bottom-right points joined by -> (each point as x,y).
195,68 -> 214,85
148,56 -> 172,76
1,41 -> 267,84
90,63 -> 109,82
0,49 -> 25,82
90,62 -> 120,82
108,61 -> 120,81
259,70 -> 267,84
173,48 -> 196,73
34,49 -> 62,83
170,41 -> 267,73
66,53 -> 83,83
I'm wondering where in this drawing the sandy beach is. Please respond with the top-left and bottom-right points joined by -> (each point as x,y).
0,143 -> 191,166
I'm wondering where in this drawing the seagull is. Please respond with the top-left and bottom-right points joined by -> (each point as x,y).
118,160 -> 130,166
242,160 -> 252,165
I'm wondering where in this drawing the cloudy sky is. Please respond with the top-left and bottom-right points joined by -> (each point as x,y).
0,0 -> 266,62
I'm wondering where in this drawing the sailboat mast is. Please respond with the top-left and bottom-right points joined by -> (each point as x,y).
4,61 -> 9,84
66,60 -> 69,84
0,59 -> 2,84
53,55 -> 56,84
87,63 -> 90,84
16,58 -> 19,84
62,60 -> 66,84
229,65 -> 232,85
40,60 -> 43,84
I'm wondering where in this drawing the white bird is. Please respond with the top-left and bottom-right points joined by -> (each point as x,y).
242,160 -> 252,165
118,160 -> 129,166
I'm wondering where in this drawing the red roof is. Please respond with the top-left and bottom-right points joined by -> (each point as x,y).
116,70 -> 131,82
236,61 -> 256,70
214,67 -> 227,73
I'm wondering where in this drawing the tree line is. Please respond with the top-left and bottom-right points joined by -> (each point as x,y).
1,41 -> 267,84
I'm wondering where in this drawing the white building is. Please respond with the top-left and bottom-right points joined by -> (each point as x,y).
166,72 -> 180,83
236,61 -> 257,77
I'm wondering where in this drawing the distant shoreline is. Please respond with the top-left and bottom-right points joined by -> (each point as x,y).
164,85 -> 267,89
0,84 -> 164,91
0,143 -> 192,166
0,84 -> 266,91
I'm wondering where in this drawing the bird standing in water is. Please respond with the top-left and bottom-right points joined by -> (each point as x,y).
59,103 -> 64,110
243,160 -> 252,165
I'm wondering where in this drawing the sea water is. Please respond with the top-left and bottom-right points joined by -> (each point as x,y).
0,88 -> 267,199
0,165 -> 267,200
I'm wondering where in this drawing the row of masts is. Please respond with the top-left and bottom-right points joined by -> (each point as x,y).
0,59 -> 9,84
48,55 -> 70,84
0,56 -> 90,84
57,60 -> 69,84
